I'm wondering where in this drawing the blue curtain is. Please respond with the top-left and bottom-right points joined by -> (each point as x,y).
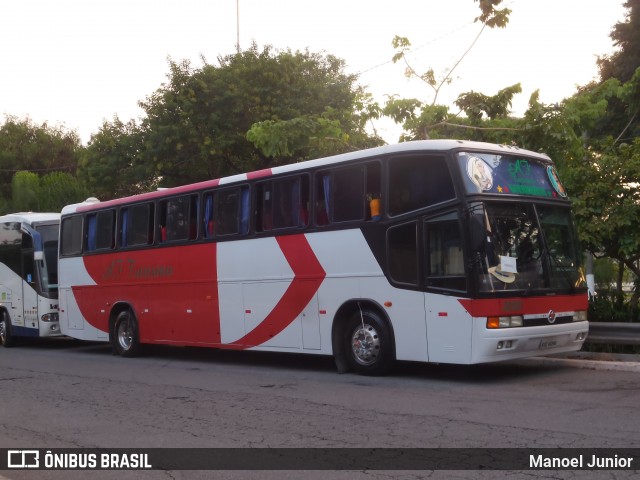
87,215 -> 97,251
323,174 -> 331,221
203,194 -> 213,238
240,188 -> 250,234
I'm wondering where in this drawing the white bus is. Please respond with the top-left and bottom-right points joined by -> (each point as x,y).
58,140 -> 588,374
0,213 -> 61,346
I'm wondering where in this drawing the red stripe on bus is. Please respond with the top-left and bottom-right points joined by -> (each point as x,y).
232,234 -> 326,348
247,168 -> 272,180
458,295 -> 588,317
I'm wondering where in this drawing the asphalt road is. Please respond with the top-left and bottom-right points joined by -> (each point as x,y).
1,338 -> 639,480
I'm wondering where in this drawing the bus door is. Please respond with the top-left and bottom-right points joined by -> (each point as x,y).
423,213 -> 473,363
21,235 -> 39,335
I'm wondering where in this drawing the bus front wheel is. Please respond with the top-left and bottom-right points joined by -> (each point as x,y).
344,309 -> 393,375
0,312 -> 15,348
112,310 -> 140,357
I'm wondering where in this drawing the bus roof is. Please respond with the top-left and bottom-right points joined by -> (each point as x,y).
0,212 -> 61,225
62,140 -> 553,215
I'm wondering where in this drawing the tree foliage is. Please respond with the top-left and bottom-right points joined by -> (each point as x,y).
474,0 -> 512,28
9,170 -> 87,213
0,116 -> 82,212
80,117 -> 151,199
597,0 -> 640,83
80,45 -> 382,198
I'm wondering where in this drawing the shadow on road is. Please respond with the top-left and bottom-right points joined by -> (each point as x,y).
11,336 -> 569,385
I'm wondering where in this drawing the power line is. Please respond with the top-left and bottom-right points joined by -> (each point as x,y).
355,0 -> 518,77
355,20 -> 477,77
0,165 -> 75,173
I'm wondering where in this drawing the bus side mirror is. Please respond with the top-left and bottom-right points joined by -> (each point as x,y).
470,216 -> 486,252
34,251 -> 44,261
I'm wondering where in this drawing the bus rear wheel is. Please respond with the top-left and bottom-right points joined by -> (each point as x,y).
112,310 -> 140,357
0,312 -> 15,348
344,309 -> 393,375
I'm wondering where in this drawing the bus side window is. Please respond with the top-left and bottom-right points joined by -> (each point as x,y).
121,203 -> 154,247
159,195 -> 197,243
61,216 -> 83,256
257,177 -> 307,231
215,187 -> 248,236
389,155 -> 455,216
87,210 -> 115,252
332,165 -> 365,223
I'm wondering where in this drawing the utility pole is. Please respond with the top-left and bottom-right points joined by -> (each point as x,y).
236,0 -> 240,52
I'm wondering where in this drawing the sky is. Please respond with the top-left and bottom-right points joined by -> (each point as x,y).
0,0 -> 628,145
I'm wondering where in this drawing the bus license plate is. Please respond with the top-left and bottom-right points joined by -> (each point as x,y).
539,338 -> 558,349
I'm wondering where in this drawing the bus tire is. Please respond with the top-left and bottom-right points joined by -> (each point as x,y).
112,310 -> 140,357
344,309 -> 393,376
0,312 -> 15,348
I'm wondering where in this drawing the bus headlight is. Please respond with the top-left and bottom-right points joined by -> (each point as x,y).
41,312 -> 59,323
487,315 -> 523,329
573,311 -> 588,322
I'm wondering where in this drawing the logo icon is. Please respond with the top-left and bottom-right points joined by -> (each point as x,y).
547,310 -> 556,324
8,450 -> 39,468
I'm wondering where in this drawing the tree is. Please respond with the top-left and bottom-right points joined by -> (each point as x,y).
10,170 -> 88,213
594,0 -> 640,144
125,45 -> 382,190
39,172 -> 89,212
570,138 -> 640,314
0,116 -> 82,212
80,117 -> 151,199
11,171 -> 40,212
597,0 -> 640,83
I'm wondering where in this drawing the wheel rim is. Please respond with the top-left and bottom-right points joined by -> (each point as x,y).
351,323 -> 380,366
0,319 -> 6,343
117,318 -> 133,351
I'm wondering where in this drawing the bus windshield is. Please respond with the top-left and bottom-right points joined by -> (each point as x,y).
35,224 -> 59,292
472,202 -> 584,294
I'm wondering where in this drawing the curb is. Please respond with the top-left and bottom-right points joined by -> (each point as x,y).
517,352 -> 640,373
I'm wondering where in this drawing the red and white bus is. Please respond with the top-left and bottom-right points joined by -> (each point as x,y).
58,140 -> 588,374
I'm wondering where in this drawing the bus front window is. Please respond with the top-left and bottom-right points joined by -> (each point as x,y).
473,203 -> 583,294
